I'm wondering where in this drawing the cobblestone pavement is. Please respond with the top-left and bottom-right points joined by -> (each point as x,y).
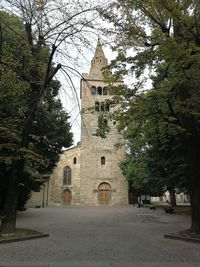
0,206 -> 200,267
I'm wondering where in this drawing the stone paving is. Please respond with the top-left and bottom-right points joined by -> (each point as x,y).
0,206 -> 200,267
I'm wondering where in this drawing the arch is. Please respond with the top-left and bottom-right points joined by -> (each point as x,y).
95,101 -> 100,111
101,156 -> 105,165
63,166 -> 71,185
63,189 -> 72,205
98,182 -> 111,205
91,86 -> 97,95
73,157 -> 77,164
98,182 -> 111,190
97,86 -> 102,95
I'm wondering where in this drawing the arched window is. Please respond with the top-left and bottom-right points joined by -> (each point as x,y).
101,102 -> 104,112
97,86 -> 102,95
103,87 -> 107,95
101,156 -> 105,165
95,101 -> 100,111
73,157 -> 77,164
63,166 -> 71,185
91,86 -> 96,95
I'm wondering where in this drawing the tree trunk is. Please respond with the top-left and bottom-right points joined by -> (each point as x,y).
169,188 -> 176,207
1,165 -> 18,236
172,17 -> 200,233
187,139 -> 200,234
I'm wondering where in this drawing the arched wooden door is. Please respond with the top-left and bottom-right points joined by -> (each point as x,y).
63,189 -> 72,205
98,183 -> 111,205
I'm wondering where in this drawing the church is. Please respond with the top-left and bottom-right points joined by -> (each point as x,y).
29,40 -> 128,206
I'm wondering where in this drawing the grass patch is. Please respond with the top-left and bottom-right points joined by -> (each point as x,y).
179,229 -> 200,239
164,229 -> 200,244
0,228 -> 41,240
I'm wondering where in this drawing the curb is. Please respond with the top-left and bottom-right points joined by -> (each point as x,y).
0,233 -> 49,244
164,233 -> 200,244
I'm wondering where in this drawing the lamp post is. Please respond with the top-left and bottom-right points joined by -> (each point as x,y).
42,183 -> 45,208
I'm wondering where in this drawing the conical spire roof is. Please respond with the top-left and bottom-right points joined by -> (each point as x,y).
89,39 -> 108,79
94,38 -> 106,59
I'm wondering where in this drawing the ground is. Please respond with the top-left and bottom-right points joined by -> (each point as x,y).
0,206 -> 200,267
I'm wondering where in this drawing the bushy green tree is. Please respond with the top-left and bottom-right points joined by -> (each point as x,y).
0,10 -> 72,235
120,87 -> 187,206
100,0 -> 200,232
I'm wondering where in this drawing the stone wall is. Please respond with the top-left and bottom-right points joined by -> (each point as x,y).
48,145 -> 81,206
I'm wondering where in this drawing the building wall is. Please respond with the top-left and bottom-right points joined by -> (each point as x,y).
151,192 -> 190,204
48,145 -> 81,206
27,184 -> 49,208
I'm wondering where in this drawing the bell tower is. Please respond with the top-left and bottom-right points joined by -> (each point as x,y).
79,40 -> 128,205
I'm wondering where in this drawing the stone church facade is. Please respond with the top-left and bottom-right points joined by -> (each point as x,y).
30,41 -> 128,207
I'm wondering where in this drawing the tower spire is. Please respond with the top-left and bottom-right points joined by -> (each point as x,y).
89,39 -> 108,78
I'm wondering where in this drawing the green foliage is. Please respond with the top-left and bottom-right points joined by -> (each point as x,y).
119,86 -> 187,196
94,114 -> 110,139
0,11 -> 73,210
31,98 -> 73,174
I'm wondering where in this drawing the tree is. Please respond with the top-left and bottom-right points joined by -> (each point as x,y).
0,11 -> 31,215
0,76 -> 73,211
0,10 -> 73,233
120,87 -> 187,206
100,0 -> 200,233
0,0 -> 97,235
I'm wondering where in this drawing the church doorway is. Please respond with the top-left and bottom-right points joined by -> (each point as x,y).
63,189 -> 72,205
98,183 -> 111,205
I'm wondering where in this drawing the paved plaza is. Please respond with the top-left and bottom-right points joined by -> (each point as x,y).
0,206 -> 200,267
